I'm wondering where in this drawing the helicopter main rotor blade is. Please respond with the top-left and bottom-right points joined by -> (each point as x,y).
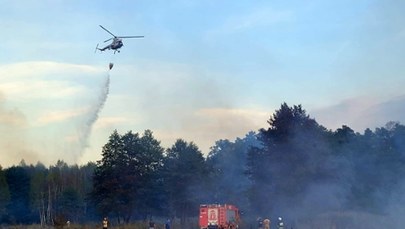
117,36 -> 145,39
104,38 -> 113,43
99,25 -> 116,38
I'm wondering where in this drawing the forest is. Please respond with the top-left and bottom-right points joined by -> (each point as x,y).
1,103 -> 404,227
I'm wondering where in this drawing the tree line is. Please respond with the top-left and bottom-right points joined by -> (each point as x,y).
1,103 -> 404,226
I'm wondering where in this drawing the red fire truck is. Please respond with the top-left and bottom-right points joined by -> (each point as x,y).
199,204 -> 240,229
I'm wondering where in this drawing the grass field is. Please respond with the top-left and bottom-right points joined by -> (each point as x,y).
0,220 -> 198,229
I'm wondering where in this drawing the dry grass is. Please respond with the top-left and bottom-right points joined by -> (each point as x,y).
0,220 -> 198,229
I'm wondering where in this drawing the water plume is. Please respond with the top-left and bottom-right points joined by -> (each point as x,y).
77,71 -> 110,153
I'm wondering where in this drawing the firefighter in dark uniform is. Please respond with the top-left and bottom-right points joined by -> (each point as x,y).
165,219 -> 171,229
257,217 -> 263,229
149,219 -> 155,229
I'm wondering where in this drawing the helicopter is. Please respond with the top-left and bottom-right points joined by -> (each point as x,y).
95,25 -> 144,54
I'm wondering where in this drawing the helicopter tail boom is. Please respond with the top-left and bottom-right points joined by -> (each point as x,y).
95,43 -> 109,53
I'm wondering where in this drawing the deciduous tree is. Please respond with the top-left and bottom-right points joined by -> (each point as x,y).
162,139 -> 206,226
91,130 -> 164,223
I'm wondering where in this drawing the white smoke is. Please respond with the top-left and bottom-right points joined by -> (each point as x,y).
0,62 -> 114,167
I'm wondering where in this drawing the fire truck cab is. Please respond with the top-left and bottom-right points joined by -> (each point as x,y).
199,204 -> 240,229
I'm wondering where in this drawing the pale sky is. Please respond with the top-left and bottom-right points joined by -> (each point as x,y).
0,0 -> 404,167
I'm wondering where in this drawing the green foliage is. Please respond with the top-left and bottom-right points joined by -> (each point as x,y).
91,130 -> 164,223
123,130 -> 164,218
0,165 -> 10,220
1,160 -> 97,225
2,103 -> 405,225
58,187 -> 82,221
5,166 -> 32,223
245,103 -> 405,217
247,103 -> 332,213
162,139 -> 206,225
206,132 -> 259,212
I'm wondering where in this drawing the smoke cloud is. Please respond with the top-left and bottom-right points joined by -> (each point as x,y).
0,61 -> 110,167
0,92 -> 35,166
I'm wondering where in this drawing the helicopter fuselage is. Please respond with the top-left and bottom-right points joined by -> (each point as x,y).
97,38 -> 123,53
110,38 -> 124,50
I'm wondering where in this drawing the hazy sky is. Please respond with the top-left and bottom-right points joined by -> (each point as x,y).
0,0 -> 404,167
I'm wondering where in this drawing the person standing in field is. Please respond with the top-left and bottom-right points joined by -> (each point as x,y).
102,217 -> 108,229
165,219 -> 171,229
149,219 -> 155,229
277,217 -> 284,229
257,217 -> 263,229
263,218 -> 270,229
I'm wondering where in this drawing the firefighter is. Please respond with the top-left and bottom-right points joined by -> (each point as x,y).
149,219 -> 155,229
277,217 -> 284,229
263,218 -> 270,229
165,219 -> 171,229
102,217 -> 108,229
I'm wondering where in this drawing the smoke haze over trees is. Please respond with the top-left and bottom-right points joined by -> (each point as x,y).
1,103 -> 405,228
